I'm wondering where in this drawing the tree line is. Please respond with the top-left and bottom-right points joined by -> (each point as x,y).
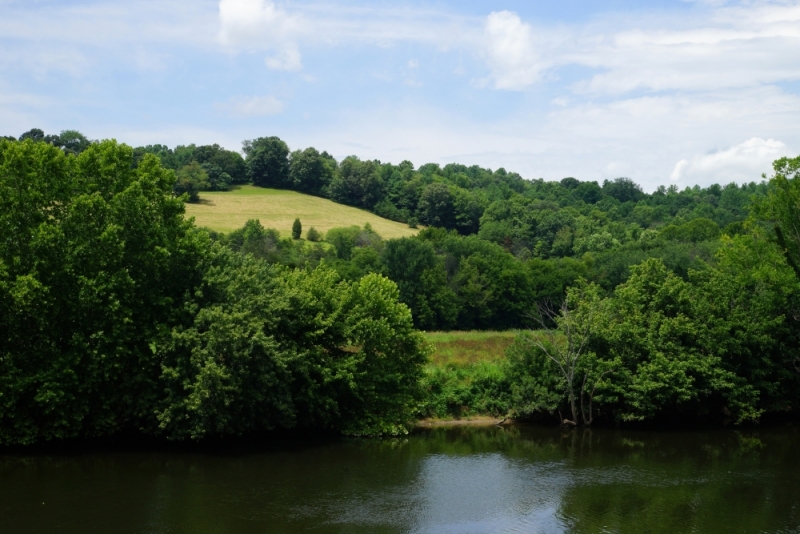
414,156 -> 800,426
121,131 -> 765,331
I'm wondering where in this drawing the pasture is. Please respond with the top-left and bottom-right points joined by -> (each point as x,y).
185,185 -> 419,238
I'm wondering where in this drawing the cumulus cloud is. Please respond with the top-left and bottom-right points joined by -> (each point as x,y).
669,138 -> 792,184
218,0 -> 301,47
218,0 -> 305,70
220,95 -> 284,117
482,11 -> 542,90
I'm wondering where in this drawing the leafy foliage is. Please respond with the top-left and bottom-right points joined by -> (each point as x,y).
0,139 -> 205,444
0,139 -> 428,445
243,136 -> 291,188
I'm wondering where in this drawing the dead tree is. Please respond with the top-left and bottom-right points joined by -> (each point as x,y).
528,283 -> 608,426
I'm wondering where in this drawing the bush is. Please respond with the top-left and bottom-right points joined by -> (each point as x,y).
306,226 -> 321,242
292,218 -> 302,239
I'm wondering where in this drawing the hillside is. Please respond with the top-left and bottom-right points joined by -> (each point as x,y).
185,185 -> 419,238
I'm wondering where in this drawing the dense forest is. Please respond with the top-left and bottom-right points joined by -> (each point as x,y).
2,128 -> 799,444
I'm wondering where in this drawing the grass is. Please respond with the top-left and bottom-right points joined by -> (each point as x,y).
423,331 -> 518,367
184,185 -> 419,238
419,331 -> 518,419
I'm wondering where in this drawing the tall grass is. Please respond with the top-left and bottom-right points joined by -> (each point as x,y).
420,331 -> 518,419
424,330 -> 517,367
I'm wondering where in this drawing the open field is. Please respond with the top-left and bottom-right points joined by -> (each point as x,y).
184,185 -> 419,238
423,331 -> 518,367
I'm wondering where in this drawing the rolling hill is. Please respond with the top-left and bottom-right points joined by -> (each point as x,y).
184,185 -> 419,239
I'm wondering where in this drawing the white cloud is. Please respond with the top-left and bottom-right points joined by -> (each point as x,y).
669,137 -> 791,184
218,0 -> 304,70
482,11 -> 542,90
220,95 -> 284,117
216,0 -> 478,64
265,44 -> 302,71
671,160 -> 689,181
218,0 -> 301,47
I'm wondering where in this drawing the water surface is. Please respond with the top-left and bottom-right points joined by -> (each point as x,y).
1,425 -> 799,533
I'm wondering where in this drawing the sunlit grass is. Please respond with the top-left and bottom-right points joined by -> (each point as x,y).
185,185 -> 419,238
423,331 -> 518,367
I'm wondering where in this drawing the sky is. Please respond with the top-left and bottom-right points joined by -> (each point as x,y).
2,0 -> 800,190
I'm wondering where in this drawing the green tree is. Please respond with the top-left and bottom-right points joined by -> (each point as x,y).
57,130 -> 92,154
602,177 -> 644,203
418,182 -> 455,229
755,155 -> 800,278
326,225 -> 382,260
156,253 -> 429,438
194,144 -> 247,184
173,161 -> 209,202
200,162 -> 232,191
0,139 -> 206,445
289,147 -> 334,194
18,128 -> 45,142
381,238 -> 457,330
243,136 -> 290,188
527,282 -> 609,426
292,218 -> 302,239
329,157 -> 383,209
306,226 -> 321,242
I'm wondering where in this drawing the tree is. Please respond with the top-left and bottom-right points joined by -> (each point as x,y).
306,227 -> 321,242
57,130 -> 92,154
292,218 -> 302,239
602,177 -> 644,203
200,162 -> 232,191
418,182 -> 455,229
289,147 -> 333,194
243,136 -> 290,188
659,218 -> 720,243
755,155 -> 800,279
381,238 -> 457,329
325,225 -> 382,260
329,157 -> 384,209
526,282 -> 609,426
156,255 -> 429,439
194,144 -> 247,184
0,139 -> 206,445
18,128 -> 45,142
173,161 -> 209,202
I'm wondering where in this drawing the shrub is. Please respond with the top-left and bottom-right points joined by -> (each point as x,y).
306,226 -> 321,242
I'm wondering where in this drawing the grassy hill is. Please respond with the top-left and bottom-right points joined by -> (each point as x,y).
185,185 -> 419,238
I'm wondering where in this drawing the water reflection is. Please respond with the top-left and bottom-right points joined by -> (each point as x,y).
0,426 -> 798,533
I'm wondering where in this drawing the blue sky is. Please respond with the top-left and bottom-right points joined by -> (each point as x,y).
2,0 -> 800,190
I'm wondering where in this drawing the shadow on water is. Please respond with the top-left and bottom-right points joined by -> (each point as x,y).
1,425 -> 799,533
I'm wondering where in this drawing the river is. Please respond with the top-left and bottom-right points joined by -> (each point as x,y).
1,425 -> 798,533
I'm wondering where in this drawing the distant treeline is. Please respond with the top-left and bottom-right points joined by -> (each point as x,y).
128,133 -> 770,332
4,128 -> 772,333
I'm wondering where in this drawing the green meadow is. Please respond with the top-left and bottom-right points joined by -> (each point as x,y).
185,185 -> 419,238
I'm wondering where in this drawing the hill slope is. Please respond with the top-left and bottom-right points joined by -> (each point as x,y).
185,185 -> 419,238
